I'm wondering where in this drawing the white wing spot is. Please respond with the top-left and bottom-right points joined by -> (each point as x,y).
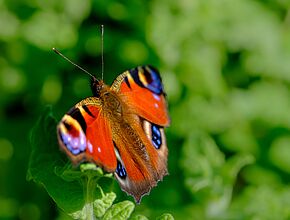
73,140 -> 78,148
88,141 -> 93,153
153,94 -> 161,101
97,147 -> 101,153
154,103 -> 159,108
80,137 -> 85,146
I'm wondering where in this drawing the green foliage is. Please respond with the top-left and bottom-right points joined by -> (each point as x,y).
148,0 -> 290,219
180,133 -> 254,217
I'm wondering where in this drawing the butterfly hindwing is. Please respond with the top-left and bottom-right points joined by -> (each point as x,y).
57,97 -> 117,172
112,117 -> 159,202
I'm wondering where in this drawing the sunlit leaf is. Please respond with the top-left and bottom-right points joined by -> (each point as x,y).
94,192 -> 116,218
156,213 -> 174,220
102,201 -> 135,220
130,215 -> 149,220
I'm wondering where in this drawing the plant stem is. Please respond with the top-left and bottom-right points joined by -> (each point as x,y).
84,175 -> 98,220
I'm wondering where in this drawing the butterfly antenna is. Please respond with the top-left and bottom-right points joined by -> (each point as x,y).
101,24 -> 104,80
52,48 -> 96,80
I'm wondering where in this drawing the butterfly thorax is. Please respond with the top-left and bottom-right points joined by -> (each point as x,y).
101,92 -> 122,117
95,82 -> 144,144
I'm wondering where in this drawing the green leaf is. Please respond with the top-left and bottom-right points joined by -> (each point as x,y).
156,213 -> 174,220
69,192 -> 116,220
229,185 -> 290,219
102,201 -> 135,220
181,132 -> 255,217
222,154 -> 255,185
130,215 -> 149,220
27,106 -> 112,214
93,192 -> 116,218
180,132 -> 225,193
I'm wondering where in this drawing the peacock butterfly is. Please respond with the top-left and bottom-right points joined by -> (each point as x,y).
56,51 -> 170,202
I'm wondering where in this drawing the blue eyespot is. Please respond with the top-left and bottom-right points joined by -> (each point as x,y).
116,160 -> 127,179
129,66 -> 164,95
60,132 -> 86,155
144,66 -> 163,95
151,124 -> 162,149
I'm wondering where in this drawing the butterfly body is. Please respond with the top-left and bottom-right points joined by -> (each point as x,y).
57,66 -> 170,202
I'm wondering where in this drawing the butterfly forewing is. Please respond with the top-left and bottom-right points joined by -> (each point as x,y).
112,66 -> 170,126
57,97 -> 117,172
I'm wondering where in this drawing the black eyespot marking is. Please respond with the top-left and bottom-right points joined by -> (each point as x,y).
143,68 -> 153,84
151,124 -> 162,149
58,129 -> 64,142
130,68 -> 145,88
116,160 -> 127,179
68,108 -> 87,132
124,76 -> 131,89
82,105 -> 95,118
63,121 -> 71,131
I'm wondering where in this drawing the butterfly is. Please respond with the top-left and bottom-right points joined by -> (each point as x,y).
57,65 -> 170,202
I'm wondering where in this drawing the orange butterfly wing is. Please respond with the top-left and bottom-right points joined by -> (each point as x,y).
111,65 -> 170,126
112,119 -> 168,202
110,66 -> 170,202
57,97 -> 117,172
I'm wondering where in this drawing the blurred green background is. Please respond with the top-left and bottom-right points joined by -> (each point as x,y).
1,0 -> 290,219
